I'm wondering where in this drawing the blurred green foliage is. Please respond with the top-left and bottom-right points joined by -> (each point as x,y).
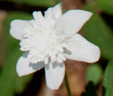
82,2 -> 113,95
95,0 -> 113,15
0,12 -> 33,96
103,60 -> 113,96
85,63 -> 103,84
0,0 -> 59,6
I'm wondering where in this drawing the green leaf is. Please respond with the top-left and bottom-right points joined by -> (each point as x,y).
82,4 -> 113,60
85,64 -> 103,84
103,60 -> 113,96
94,0 -> 113,15
81,82 -> 98,96
0,12 -> 33,96
0,0 -> 59,7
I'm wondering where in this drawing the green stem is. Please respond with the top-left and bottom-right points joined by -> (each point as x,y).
64,72 -> 72,96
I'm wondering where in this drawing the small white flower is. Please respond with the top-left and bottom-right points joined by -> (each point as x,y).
10,3 -> 100,90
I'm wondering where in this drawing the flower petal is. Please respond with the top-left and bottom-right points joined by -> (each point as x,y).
52,3 -> 62,19
44,3 -> 62,19
45,61 -> 65,90
10,19 -> 26,40
56,10 -> 93,38
33,11 -> 44,22
16,52 -> 44,76
64,34 -> 100,63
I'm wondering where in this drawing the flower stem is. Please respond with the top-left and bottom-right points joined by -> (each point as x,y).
64,72 -> 72,96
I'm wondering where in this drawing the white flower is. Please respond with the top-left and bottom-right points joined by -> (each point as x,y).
10,3 -> 100,90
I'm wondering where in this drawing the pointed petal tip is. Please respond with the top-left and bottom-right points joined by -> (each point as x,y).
56,10 -> 93,38
51,3 -> 62,9
86,10 -> 93,20
55,3 -> 62,8
72,9 -> 93,21
16,70 -> 33,77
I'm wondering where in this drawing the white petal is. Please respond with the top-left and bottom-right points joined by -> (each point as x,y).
56,10 -> 93,38
45,61 -> 65,90
52,3 -> 62,19
64,34 -> 100,63
33,11 -> 44,21
44,7 -> 52,19
16,52 -> 44,76
44,3 -> 62,19
10,20 -> 26,40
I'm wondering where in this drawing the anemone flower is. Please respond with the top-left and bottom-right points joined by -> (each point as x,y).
10,3 -> 100,90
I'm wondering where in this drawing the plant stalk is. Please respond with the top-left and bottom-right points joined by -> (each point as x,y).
64,72 -> 72,96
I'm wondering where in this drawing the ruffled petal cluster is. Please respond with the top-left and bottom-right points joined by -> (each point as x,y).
10,3 -> 100,90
